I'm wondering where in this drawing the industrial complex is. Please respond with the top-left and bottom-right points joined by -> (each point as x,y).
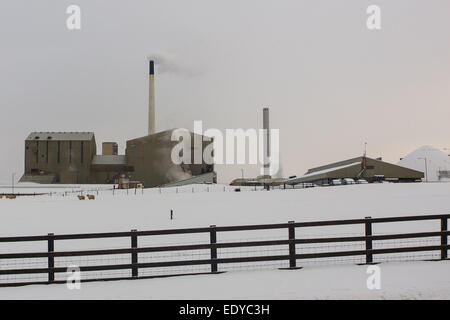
19,61 -> 216,187
18,59 -> 426,189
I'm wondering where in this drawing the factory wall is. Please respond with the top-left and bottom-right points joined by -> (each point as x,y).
90,170 -> 124,184
90,162 -> 134,184
23,138 -> 96,184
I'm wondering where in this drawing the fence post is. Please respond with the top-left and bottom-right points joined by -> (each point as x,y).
210,225 -> 218,273
48,233 -> 55,283
365,217 -> 373,264
441,217 -> 448,260
288,221 -> 296,268
131,229 -> 138,277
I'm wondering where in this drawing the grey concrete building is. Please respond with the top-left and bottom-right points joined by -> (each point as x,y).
21,132 -> 96,184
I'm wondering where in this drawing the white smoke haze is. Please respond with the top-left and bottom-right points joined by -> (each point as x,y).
146,53 -> 202,77
166,165 -> 192,182
154,137 -> 193,184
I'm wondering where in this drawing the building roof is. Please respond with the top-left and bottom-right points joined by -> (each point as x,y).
306,156 -> 362,174
298,161 -> 362,179
286,156 -> 424,185
92,155 -> 127,165
26,132 -> 95,141
127,129 -> 212,146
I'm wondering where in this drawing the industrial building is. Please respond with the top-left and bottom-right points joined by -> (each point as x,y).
20,60 -> 216,187
126,130 -> 214,187
21,132 -> 97,184
286,155 -> 424,186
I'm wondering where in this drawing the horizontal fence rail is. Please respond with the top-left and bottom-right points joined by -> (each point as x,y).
0,214 -> 448,287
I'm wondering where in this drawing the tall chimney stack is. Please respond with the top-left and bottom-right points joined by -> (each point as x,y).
263,107 -> 270,177
148,60 -> 156,135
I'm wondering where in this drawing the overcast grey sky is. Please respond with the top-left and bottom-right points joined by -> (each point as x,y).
1,0 -> 449,184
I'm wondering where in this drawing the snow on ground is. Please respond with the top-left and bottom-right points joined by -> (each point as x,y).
1,182 -> 450,235
0,182 -> 449,299
0,261 -> 448,300
398,145 -> 450,182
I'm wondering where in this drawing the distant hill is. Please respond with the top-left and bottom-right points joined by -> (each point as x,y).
397,146 -> 450,181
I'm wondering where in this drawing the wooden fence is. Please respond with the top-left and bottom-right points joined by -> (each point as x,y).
0,213 -> 448,287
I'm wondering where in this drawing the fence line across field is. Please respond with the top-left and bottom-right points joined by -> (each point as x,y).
0,213 -> 448,287
0,183 -> 291,198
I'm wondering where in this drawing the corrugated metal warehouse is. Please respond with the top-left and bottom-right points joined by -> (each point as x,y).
286,156 -> 424,186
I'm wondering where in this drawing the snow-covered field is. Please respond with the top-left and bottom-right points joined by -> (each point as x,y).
2,182 -> 450,235
0,182 -> 449,299
0,261 -> 448,300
